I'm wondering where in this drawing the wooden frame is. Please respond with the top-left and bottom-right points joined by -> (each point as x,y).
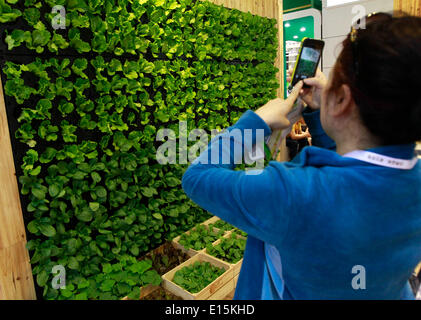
394,0 -> 421,16
202,231 -> 246,277
0,77 -> 36,300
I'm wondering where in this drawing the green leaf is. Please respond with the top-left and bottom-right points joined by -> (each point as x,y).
40,147 -> 57,164
74,292 -> 88,300
5,29 -> 30,50
68,256 -> 79,270
127,286 -> 140,300
95,186 -> 107,198
100,279 -> 115,292
27,220 -> 39,233
152,213 -> 162,220
141,270 -> 162,286
23,7 -> 40,26
36,270 -> 49,287
39,224 -> 56,237
91,172 -> 101,183
32,188 -> 46,200
76,207 -> 93,222
89,202 -> 100,211
141,187 -> 157,198
48,184 -> 60,198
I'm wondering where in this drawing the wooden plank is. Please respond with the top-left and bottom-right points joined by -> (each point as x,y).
0,77 -> 36,300
207,278 -> 235,300
233,274 -> 239,286
394,0 -> 421,16
223,288 -> 236,300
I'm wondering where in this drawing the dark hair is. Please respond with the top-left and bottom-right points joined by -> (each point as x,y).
329,13 -> 421,145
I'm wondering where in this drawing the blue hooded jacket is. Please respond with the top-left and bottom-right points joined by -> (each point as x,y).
181,109 -> 421,300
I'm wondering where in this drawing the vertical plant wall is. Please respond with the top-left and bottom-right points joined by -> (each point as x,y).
0,0 -> 279,299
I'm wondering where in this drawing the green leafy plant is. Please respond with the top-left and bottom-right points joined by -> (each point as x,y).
47,256 -> 162,300
23,7 -> 40,26
0,0 -> 21,23
178,225 -> 224,251
206,234 -> 246,264
232,228 -> 248,238
209,219 -> 234,232
172,261 -> 225,294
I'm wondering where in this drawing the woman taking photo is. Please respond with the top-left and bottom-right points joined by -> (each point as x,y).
182,13 -> 421,299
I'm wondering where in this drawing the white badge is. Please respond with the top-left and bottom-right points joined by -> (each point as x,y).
343,150 -> 418,170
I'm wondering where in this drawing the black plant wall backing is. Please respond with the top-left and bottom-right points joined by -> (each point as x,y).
0,0 -> 279,299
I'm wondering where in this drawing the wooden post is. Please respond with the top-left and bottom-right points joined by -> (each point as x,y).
0,77 -> 36,300
394,0 -> 421,16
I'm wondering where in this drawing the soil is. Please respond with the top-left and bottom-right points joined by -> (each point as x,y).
139,241 -> 190,276
138,241 -> 190,300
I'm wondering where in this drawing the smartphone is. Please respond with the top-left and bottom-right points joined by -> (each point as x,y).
288,38 -> 325,91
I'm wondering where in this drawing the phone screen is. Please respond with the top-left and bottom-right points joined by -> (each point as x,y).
293,47 -> 322,83
289,39 -> 324,91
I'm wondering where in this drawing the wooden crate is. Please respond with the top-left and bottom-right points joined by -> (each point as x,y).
162,253 -> 233,300
203,231 -> 246,277
201,216 -> 221,227
166,218 -> 245,300
234,274 -> 239,287
202,216 -> 239,234
172,223 -> 226,257
207,278 -> 236,300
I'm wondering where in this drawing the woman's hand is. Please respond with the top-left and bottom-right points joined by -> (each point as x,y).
255,81 -> 303,130
287,68 -> 327,111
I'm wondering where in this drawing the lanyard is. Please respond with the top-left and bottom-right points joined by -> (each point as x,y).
343,150 -> 418,170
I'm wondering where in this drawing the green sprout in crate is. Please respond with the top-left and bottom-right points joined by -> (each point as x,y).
206,234 -> 246,264
232,228 -> 248,238
209,219 -> 234,232
172,261 -> 225,294
178,225 -> 225,251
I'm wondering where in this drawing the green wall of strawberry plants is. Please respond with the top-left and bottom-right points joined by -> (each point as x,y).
0,0 -> 279,299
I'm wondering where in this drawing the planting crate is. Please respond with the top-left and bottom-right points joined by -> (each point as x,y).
203,231 -> 247,278
166,217 -> 247,300
162,253 -> 233,300
172,218 -> 228,257
201,216 -> 221,227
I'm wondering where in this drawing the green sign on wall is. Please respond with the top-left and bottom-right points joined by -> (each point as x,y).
283,0 -> 322,13
283,16 -> 315,96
